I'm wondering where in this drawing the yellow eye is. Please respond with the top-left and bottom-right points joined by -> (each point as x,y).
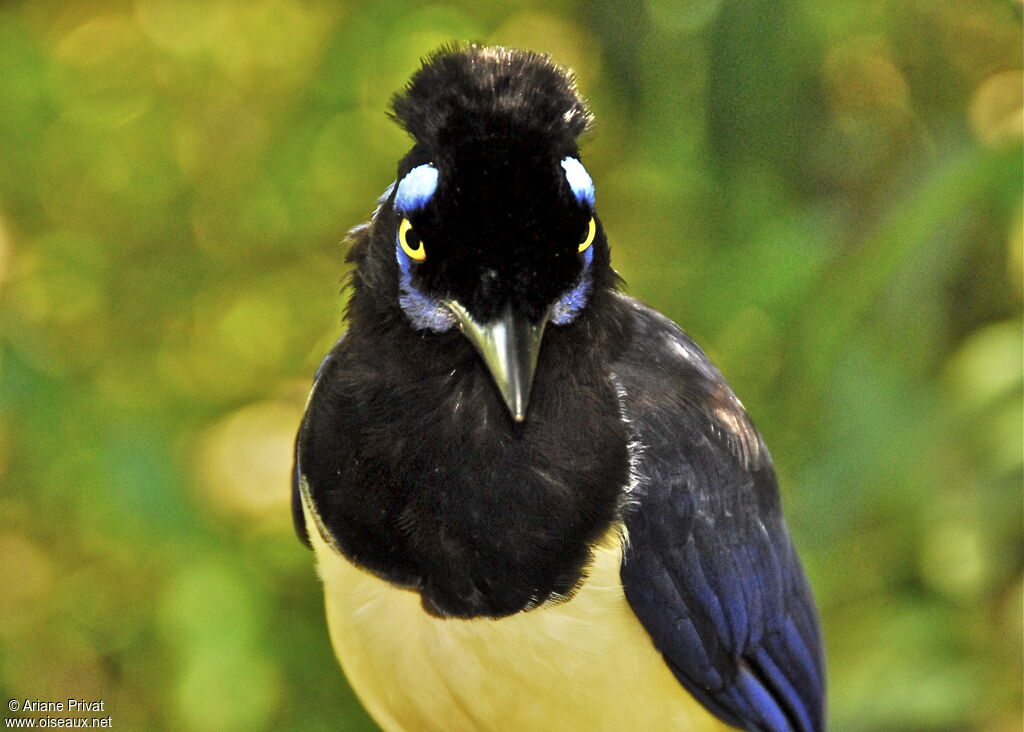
578,217 -> 597,253
399,218 -> 426,261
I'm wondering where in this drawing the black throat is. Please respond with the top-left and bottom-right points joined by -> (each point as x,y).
298,286 -> 633,618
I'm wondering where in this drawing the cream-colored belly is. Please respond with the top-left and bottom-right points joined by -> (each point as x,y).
306,511 -> 730,732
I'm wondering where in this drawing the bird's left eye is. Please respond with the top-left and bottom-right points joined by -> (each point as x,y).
399,218 -> 426,261
578,217 -> 596,253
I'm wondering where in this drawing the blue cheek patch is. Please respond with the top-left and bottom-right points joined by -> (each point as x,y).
550,246 -> 594,325
560,157 -> 595,207
395,238 -> 455,333
394,164 -> 439,212
397,284 -> 456,332
396,254 -> 455,332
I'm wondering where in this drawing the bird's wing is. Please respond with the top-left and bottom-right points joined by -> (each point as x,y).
612,297 -> 825,732
292,336 -> 346,549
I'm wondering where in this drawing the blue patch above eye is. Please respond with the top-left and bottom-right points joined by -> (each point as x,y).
395,164 -> 439,212
560,157 -> 595,207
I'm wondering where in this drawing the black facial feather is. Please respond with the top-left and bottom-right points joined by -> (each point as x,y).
349,44 -> 615,326
401,143 -> 604,323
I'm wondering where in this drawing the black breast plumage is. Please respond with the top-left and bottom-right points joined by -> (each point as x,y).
296,283 -> 633,618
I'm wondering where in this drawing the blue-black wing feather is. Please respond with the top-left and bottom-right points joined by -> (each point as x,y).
613,296 -> 825,732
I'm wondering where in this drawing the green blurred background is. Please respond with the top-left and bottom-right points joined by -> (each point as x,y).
0,0 -> 1020,730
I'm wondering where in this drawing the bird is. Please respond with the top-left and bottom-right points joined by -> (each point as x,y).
292,44 -> 825,732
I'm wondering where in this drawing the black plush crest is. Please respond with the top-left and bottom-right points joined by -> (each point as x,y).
391,44 -> 592,150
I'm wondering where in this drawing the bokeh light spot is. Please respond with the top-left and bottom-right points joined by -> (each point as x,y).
198,396 -> 305,522
824,36 -> 911,120
175,649 -> 282,732
51,14 -> 154,128
0,214 -> 11,290
945,320 -> 1023,414
160,560 -> 282,730
135,0 -> 228,54
8,232 -> 109,327
0,532 -> 57,617
918,520 -> 989,599
160,560 -> 262,655
1010,204 -> 1022,297
969,70 -> 1024,148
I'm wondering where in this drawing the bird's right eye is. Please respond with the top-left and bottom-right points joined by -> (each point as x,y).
399,218 -> 426,261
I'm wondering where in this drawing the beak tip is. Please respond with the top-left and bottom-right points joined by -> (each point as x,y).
446,299 -> 544,427
507,394 -> 529,423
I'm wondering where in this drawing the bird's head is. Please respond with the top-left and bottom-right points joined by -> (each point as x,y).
352,45 -> 612,421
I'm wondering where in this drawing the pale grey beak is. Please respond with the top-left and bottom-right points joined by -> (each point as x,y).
443,300 -> 547,422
